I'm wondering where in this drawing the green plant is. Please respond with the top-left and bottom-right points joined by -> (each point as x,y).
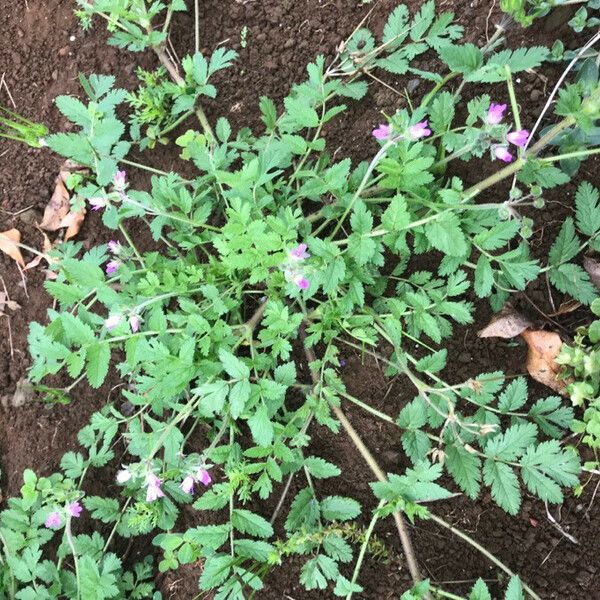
501,0 -> 600,28
2,0 -> 600,599
557,297 -> 600,450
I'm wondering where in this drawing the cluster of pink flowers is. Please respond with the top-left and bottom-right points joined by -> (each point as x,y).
45,501 -> 83,529
372,120 -> 431,142
486,103 -> 529,163
116,463 -> 213,502
283,243 -> 310,290
180,468 -> 212,495
89,170 -> 127,211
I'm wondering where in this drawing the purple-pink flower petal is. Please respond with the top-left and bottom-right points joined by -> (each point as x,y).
116,468 -> 132,483
487,103 -> 507,125
494,146 -> 513,163
105,260 -> 120,275
45,511 -> 62,529
107,240 -> 121,254
197,469 -> 212,486
372,123 -> 391,141
114,170 -> 127,190
289,243 -> 310,261
129,315 -> 140,333
180,476 -> 195,494
89,198 -> 107,211
408,120 -> 431,140
145,473 -> 165,502
67,502 -> 82,518
104,315 -> 121,330
507,129 -> 529,148
293,274 -> 310,290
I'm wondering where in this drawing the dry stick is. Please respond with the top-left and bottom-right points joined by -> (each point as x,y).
302,343 -> 425,589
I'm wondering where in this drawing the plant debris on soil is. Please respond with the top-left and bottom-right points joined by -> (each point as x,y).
1,0 -> 600,598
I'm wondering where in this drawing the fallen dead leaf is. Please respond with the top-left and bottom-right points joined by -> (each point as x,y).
521,329 -> 567,395
0,291 -> 20,315
584,256 -> 600,291
60,207 -> 86,241
478,306 -> 533,339
39,168 -> 70,231
23,229 -> 59,278
0,228 -> 25,267
39,161 -> 87,239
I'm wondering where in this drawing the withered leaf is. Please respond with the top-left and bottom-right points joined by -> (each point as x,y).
584,256 -> 600,292
60,207 -> 86,241
478,307 -> 533,339
39,169 -> 70,231
0,228 -> 25,267
521,329 -> 567,395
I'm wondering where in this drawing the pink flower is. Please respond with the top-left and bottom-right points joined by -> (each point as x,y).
408,120 -> 431,140
494,146 -> 513,163
289,243 -> 310,261
45,512 -> 62,529
487,103 -> 507,125
293,274 -> 310,290
107,240 -> 121,254
507,129 -> 529,148
104,314 -> 121,330
145,473 -> 165,502
105,260 -> 120,275
114,170 -> 127,191
180,475 -> 195,494
116,468 -> 132,483
372,124 -> 391,141
129,315 -> 140,333
197,468 -> 212,486
67,502 -> 82,518
89,197 -> 107,211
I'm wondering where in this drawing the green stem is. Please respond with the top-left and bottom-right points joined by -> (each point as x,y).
541,147 -> 600,163
64,517 -> 81,600
346,499 -> 386,600
120,158 -> 191,182
118,223 -> 145,267
158,109 -> 194,137
430,587 -> 467,600
339,390 -> 395,424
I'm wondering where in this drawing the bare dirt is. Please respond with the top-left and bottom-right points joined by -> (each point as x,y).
1,0 -> 599,598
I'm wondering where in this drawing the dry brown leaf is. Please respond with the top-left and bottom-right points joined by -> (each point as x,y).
39,169 -> 70,231
478,307 -> 533,339
584,256 -> 600,291
0,228 -> 25,267
0,291 -> 20,315
60,207 -> 86,241
521,329 -> 567,395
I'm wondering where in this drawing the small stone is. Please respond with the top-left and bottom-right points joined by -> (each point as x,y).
530,89 -> 541,102
458,351 -> 472,363
51,70 -> 58,81
58,46 -> 69,56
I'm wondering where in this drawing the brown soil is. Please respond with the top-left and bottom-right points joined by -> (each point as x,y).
1,1 -> 599,599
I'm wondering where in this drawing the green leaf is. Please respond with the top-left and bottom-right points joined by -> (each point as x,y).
483,460 -> 521,514
231,509 -> 273,538
382,4 -> 410,48
402,429 -> 431,463
334,575 -> 363,596
285,487 -> 320,532
549,263 -> 598,305
304,457 -> 341,479
247,405 -> 274,447
219,348 -> 249,379
474,254 -> 494,297
529,396 -> 574,438
320,496 -> 361,521
184,524 -> 230,550
83,496 -> 120,523
438,43 -> 482,74
445,445 -> 481,499
425,212 -> 467,256
85,342 -> 110,388
549,218 -> 580,265
415,349 -> 447,373
575,181 -> 600,237
498,377 -> 528,412
469,578 -> 492,600
429,92 -> 455,133
484,422 -> 537,461
283,97 -> 319,128
505,576 -> 524,600
199,554 -> 233,590
229,380 -> 250,419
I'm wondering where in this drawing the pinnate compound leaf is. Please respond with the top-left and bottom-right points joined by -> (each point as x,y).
425,212 -> 467,256
483,459 -> 521,514
445,444 -> 481,499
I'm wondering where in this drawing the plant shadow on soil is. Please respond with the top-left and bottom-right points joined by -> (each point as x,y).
1,0 -> 599,598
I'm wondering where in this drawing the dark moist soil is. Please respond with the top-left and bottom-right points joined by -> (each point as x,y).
1,0 -> 599,598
